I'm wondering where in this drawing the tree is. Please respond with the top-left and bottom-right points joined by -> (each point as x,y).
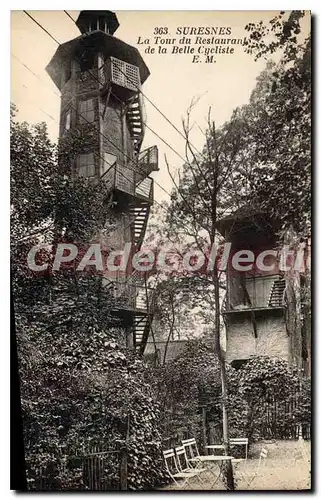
156,11 -> 311,478
243,11 -> 311,237
154,340 -> 222,449
227,357 -> 311,443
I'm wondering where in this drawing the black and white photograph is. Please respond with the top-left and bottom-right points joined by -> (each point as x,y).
10,7 -> 311,492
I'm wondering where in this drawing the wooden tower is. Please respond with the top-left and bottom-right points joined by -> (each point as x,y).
46,10 -> 158,352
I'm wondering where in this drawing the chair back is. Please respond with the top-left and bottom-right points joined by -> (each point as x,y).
175,445 -> 189,472
230,437 -> 249,459
293,449 -> 303,463
163,448 -> 179,476
257,447 -> 268,471
182,438 -> 200,460
230,438 -> 248,444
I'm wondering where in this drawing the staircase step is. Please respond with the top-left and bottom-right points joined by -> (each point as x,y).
268,279 -> 286,307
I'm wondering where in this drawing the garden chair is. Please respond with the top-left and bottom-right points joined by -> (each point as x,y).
291,449 -> 304,466
163,448 -> 200,489
175,445 -> 207,484
230,438 -> 249,460
237,446 -> 268,487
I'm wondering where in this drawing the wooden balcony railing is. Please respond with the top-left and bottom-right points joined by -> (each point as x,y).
101,163 -> 153,203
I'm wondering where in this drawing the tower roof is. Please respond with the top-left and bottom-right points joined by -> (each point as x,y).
216,205 -> 280,239
76,10 -> 119,35
46,31 -> 150,90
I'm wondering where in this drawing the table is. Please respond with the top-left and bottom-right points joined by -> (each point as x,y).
206,440 -> 248,460
206,444 -> 226,455
190,455 -> 234,488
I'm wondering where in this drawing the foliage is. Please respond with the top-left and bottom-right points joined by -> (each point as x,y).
155,343 -> 311,451
244,11 -> 307,62
227,357 -> 311,443
243,11 -> 311,237
165,11 -> 310,240
19,316 -> 166,490
153,340 -> 222,446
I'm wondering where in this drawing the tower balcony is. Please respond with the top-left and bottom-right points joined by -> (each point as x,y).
222,276 -> 286,315
136,145 -> 159,182
101,162 -> 155,205
106,277 -> 152,312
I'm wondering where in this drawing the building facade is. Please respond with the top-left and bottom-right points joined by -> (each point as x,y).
217,209 -> 309,373
46,10 -> 158,352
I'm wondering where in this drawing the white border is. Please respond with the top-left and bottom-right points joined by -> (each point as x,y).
3,2 -> 318,498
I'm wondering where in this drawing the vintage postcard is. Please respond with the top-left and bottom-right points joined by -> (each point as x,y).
11,9 -> 311,491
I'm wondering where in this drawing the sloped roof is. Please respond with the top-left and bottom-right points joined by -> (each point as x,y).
144,340 -> 188,363
76,11 -> 119,35
216,205 -> 279,237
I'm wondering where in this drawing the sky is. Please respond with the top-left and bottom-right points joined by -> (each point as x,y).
11,10 -> 310,205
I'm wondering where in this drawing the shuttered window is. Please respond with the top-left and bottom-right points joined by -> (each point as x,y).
79,153 -> 95,178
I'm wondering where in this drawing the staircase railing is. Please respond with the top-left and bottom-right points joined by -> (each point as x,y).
267,277 -> 286,307
137,145 -> 158,179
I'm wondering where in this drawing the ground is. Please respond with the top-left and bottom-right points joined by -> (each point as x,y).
158,440 -> 311,491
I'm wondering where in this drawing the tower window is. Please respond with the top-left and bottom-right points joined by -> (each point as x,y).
79,99 -> 95,124
78,153 -> 95,178
64,110 -> 71,132
79,49 -> 94,72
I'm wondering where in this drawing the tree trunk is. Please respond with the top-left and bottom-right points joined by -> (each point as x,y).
213,267 -> 234,490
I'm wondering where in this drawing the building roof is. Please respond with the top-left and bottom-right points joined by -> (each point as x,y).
144,340 -> 188,363
76,10 -> 120,35
216,205 -> 279,238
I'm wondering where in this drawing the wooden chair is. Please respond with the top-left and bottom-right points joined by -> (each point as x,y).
163,448 -> 200,489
